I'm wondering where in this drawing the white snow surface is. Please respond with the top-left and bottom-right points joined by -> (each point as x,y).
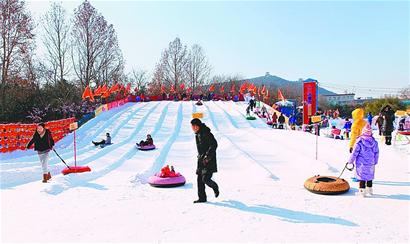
1,101 -> 409,242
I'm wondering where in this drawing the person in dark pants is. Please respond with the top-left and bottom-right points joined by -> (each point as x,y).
375,113 -> 384,136
191,118 -> 219,203
278,113 -> 285,129
26,123 -> 55,183
92,133 -> 111,146
381,105 -> 395,145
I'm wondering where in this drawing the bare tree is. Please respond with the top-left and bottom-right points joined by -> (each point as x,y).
71,0 -> 124,88
93,24 -> 124,85
131,68 -> 149,91
185,44 -> 211,92
0,0 -> 35,116
399,86 -> 410,99
41,2 -> 70,84
160,37 -> 188,93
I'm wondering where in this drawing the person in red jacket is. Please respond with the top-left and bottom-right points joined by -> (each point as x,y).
271,112 -> 278,129
26,123 -> 54,183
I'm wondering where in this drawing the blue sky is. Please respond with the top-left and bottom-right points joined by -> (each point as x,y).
27,0 -> 409,97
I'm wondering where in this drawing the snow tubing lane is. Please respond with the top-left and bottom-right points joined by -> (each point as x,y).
304,175 -> 350,195
136,144 -> 156,151
62,166 -> 91,175
148,175 -> 186,188
246,116 -> 256,120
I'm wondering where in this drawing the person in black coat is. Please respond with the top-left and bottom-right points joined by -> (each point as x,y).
191,118 -> 219,203
381,105 -> 395,145
26,123 -> 55,183
249,99 -> 255,111
278,113 -> 286,129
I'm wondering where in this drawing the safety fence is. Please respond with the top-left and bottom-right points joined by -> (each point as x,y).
0,118 -> 75,153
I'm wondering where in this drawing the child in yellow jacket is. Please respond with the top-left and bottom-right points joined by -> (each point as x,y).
349,108 -> 367,153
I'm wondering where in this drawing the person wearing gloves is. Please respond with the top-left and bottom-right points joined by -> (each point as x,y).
26,123 -> 55,183
349,108 -> 367,153
348,123 -> 379,197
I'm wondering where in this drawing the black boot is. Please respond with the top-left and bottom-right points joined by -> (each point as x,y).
214,187 -> 219,198
193,199 -> 207,203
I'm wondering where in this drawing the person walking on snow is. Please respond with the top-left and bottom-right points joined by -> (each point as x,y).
348,123 -> 379,197
271,112 -> 278,129
375,113 -> 384,136
26,123 -> 55,183
191,118 -> 219,203
343,118 -> 352,139
381,105 -> 395,145
278,113 -> 286,129
367,112 -> 373,126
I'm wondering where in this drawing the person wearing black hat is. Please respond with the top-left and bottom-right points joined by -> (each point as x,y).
191,118 -> 219,203
381,105 -> 395,145
26,123 -> 55,183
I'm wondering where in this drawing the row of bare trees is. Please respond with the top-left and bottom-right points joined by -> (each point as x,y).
0,0 -> 125,122
150,37 -> 211,94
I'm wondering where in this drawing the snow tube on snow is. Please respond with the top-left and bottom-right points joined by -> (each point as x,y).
246,116 -> 256,120
398,131 -> 410,136
148,174 -> 186,187
304,175 -> 350,195
61,166 -> 91,175
137,144 -> 156,151
267,121 -> 273,125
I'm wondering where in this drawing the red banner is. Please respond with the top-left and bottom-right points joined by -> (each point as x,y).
303,81 -> 318,124
0,118 -> 76,153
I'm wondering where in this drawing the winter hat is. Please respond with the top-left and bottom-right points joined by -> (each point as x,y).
361,123 -> 372,137
191,118 -> 202,126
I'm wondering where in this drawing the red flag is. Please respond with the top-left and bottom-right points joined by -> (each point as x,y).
219,85 -> 225,93
261,85 -> 266,95
102,84 -> 111,98
180,83 -> 185,91
278,89 -> 285,101
93,86 -> 102,97
82,86 -> 94,101
209,84 -> 215,92
186,87 -> 192,93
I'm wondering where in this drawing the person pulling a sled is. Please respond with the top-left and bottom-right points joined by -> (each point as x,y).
26,123 -> 54,183
191,118 -> 219,203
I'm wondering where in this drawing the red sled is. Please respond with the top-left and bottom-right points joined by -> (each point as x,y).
61,166 -> 91,175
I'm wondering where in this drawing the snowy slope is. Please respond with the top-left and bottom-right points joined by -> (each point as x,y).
1,101 -> 409,242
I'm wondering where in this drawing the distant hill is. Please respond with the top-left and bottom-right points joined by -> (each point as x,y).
238,73 -> 336,96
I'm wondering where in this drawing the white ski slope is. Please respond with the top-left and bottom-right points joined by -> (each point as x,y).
1,101 -> 409,242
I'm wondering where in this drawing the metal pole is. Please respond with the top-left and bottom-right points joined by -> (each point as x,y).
74,130 -> 77,167
315,123 -> 318,160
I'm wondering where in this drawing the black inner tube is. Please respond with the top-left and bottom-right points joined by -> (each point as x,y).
316,177 -> 336,183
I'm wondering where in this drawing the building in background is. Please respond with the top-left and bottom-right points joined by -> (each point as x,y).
321,93 -> 355,105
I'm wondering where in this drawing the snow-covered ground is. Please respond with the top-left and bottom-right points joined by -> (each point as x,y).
1,101 -> 409,242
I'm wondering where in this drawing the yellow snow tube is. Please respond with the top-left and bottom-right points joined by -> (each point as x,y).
192,112 -> 203,119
